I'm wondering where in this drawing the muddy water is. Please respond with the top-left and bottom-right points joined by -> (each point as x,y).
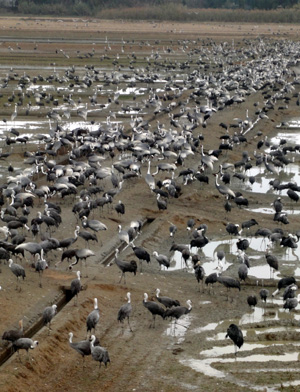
169,235 -> 300,280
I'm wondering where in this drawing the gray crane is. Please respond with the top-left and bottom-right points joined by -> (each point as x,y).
186,218 -> 196,231
145,160 -> 155,190
69,248 -> 95,277
117,292 -> 133,332
265,246 -> 278,278
247,295 -> 257,308
156,193 -> 167,211
78,229 -> 98,248
13,338 -> 39,362
2,319 -> 24,344
217,275 -> 241,300
225,323 -> 244,356
131,244 -> 150,272
216,250 -> 225,270
70,271 -> 82,306
155,288 -> 180,308
90,335 -> 110,370
205,272 -> 218,293
86,297 -> 100,338
8,258 -> 25,291
214,173 -> 235,199
194,263 -> 205,291
163,300 -> 192,332
283,294 -> 300,312
283,284 -> 298,301
200,145 -> 218,171
42,304 -> 57,334
34,249 -> 48,288
82,217 -> 107,232
115,200 -> 125,216
118,224 -> 132,245
15,242 -> 43,259
68,332 -> 100,366
226,223 -> 240,237
259,288 -> 269,303
59,226 -> 79,249
143,292 -> 165,328
238,263 -> 248,282
152,251 -> 170,270
114,248 -> 137,284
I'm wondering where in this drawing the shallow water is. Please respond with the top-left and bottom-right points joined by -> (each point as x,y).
169,235 -> 300,280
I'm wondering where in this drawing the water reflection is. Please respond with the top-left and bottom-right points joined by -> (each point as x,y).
169,235 -> 300,280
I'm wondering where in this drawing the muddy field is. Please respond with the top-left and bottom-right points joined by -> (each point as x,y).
0,17 -> 300,392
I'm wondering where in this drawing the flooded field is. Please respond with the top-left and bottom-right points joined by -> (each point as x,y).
0,17 -> 300,392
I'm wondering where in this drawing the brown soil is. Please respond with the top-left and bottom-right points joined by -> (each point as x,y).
0,17 -> 299,392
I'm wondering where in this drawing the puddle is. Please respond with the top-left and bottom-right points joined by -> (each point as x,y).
248,265 -> 280,280
164,314 -> 191,343
232,163 -> 300,196
192,322 -> 219,333
239,306 -> 269,325
169,234 -> 300,281
219,351 -> 299,363
246,207 -> 300,215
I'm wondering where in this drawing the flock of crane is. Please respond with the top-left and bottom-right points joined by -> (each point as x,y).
0,30 -> 300,380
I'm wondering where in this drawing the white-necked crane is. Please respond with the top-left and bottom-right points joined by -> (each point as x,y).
13,338 -> 39,362
68,332 -> 100,367
86,298 -> 100,338
152,251 -> 170,270
69,248 -> 95,277
164,299 -> 192,333
34,249 -> 48,287
143,292 -> 165,328
155,288 -> 180,308
114,248 -> 137,284
42,304 -> 57,334
214,173 -> 235,199
8,258 -> 25,291
117,292 -> 133,332
70,271 -> 82,306
90,335 -> 110,370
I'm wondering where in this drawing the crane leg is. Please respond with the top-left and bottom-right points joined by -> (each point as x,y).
84,260 -> 88,278
234,344 -> 237,357
127,317 -> 133,332
17,350 -> 22,362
